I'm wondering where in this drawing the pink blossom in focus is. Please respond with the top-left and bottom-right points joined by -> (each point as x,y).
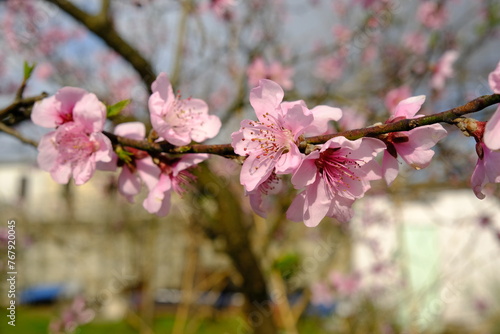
483,61 -> 500,150
149,72 -> 221,146
286,136 -> 385,227
431,50 -> 459,90
231,79 -> 342,192
384,86 -> 411,112
380,96 -> 448,185
417,1 -> 448,29
37,122 -> 112,185
471,142 -> 500,199
143,154 -> 208,216
33,87 -> 112,185
32,87 -> 106,128
247,57 -> 294,90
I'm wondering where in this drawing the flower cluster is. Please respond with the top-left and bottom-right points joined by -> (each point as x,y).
33,73 -> 220,217
231,79 -> 446,226
31,87 -> 113,185
31,62 -> 500,225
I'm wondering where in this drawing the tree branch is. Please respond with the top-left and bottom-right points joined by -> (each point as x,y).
45,0 -> 156,91
103,94 -> 500,158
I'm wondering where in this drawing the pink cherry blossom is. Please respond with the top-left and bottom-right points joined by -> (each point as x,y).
286,136 -> 385,227
37,122 -> 112,185
32,87 -> 106,129
33,87 -> 111,185
143,154 -> 208,216
380,95 -> 447,185
384,85 -> 411,112
417,1 -> 448,29
247,57 -> 294,90
471,142 -> 500,199
231,79 -> 342,192
148,72 -> 221,146
431,50 -> 459,91
483,61 -> 500,150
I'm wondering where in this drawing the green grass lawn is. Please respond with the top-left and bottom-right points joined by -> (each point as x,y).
0,306 -> 323,333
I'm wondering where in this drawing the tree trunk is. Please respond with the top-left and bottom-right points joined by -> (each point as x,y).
194,164 -> 278,334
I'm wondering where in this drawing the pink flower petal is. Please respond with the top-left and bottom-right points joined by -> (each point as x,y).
136,157 -> 161,191
151,72 -> 175,103
249,79 -> 284,120
291,151 -> 320,188
471,159 -> 486,200
489,61 -> 500,94
114,122 -> 146,139
393,95 -> 426,119
306,105 -> 343,135
382,151 -> 400,186
118,167 -> 141,203
72,92 -> 106,132
484,106 -> 500,151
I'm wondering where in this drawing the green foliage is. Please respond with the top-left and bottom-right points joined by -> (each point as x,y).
23,61 -> 36,80
272,253 -> 301,281
106,99 -> 131,118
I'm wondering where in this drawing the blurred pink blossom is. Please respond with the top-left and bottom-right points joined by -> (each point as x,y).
431,50 -> 459,91
247,57 -> 294,90
49,296 -> 94,334
208,0 -> 235,20
404,32 -> 427,55
384,86 -> 411,112
310,282 -> 334,307
332,25 -> 352,44
417,1 -> 448,29
35,62 -> 54,80
314,56 -> 344,82
329,272 -> 360,295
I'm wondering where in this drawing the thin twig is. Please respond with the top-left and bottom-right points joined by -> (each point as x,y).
103,94 -> 500,158
0,123 -> 38,147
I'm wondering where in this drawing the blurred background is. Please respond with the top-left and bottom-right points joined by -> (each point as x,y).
1,0 -> 500,333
